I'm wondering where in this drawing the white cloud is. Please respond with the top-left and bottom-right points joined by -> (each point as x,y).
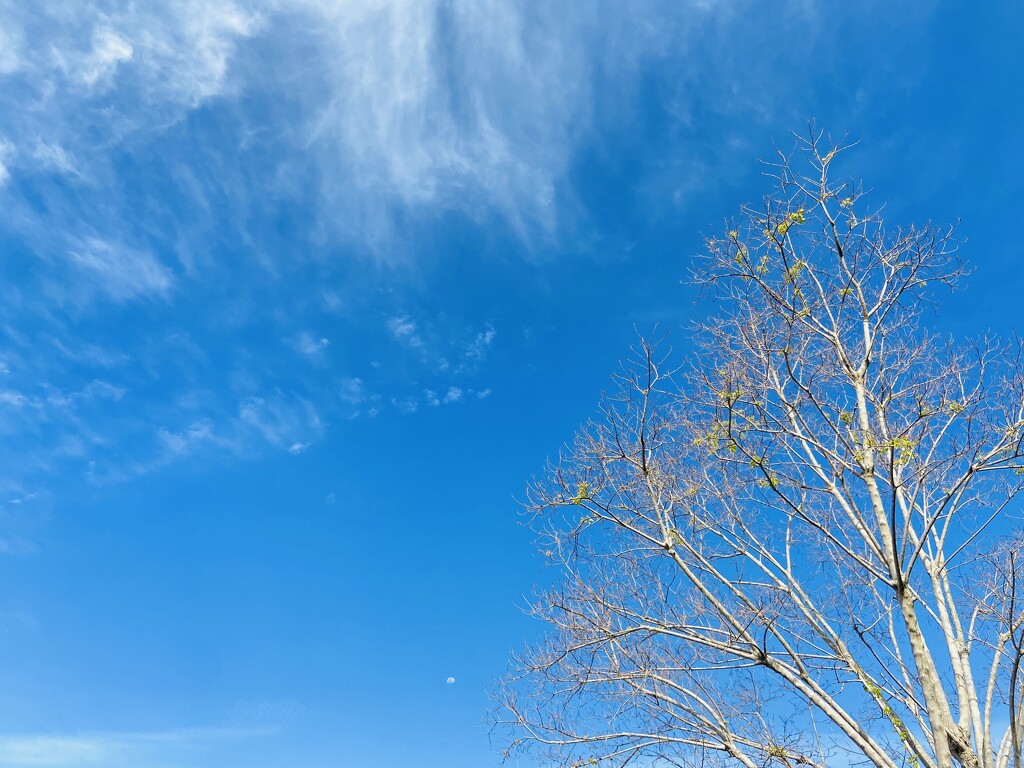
390,396 -> 418,415
0,0 -> 740,289
0,376 -> 144,494
387,315 -> 423,348
79,28 -> 133,87
293,332 -> 330,358
0,0 -> 701,255
45,380 -> 126,410
0,136 -> 14,185
0,734 -> 114,765
385,316 -> 498,377
0,0 -> 795,269
0,0 -> 262,240
29,1 -> 256,105
0,390 -> 32,408
157,2 -> 259,104
81,380 -> 126,401
298,0 -> 597,242
0,22 -> 21,74
32,142 -> 76,175
238,393 -> 322,451
0,725 -> 272,767
456,323 -> 496,371
338,377 -> 365,405
149,392 -> 324,469
0,0 -> 742,498
68,238 -> 173,302
421,385 -> 467,407
158,419 -> 220,456
466,325 -> 496,359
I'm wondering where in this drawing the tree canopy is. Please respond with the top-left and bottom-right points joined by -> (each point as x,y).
497,132 -> 1024,768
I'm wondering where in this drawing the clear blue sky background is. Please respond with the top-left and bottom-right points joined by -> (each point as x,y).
0,2 -> 1021,766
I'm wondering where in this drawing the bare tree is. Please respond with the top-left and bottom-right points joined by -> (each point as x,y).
496,131 -> 1024,768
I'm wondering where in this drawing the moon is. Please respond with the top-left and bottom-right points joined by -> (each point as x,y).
446,676 -> 456,685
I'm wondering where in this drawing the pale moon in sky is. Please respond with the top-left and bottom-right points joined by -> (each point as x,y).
446,676 -> 456,685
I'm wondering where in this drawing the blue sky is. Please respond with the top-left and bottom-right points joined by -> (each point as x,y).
0,2 -> 1021,766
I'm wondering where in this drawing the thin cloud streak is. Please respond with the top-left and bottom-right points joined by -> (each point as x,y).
0,725 -> 274,767
0,0 -> 824,502
0,0 -> 721,256
68,238 -> 174,303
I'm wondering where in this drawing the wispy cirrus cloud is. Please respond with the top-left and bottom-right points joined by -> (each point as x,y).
0,136 -> 13,184
390,396 -> 419,415
422,385 -> 490,409
296,0 -> 593,243
157,418 -> 225,458
1,0 -> 622,506
386,315 -> 424,350
0,0 -> 854,506
291,332 -> 330,363
0,0 -> 737,263
0,0 -> 257,115
0,724 -> 274,767
148,392 -> 322,468
385,314 -> 496,372
0,734 -> 111,766
337,377 -> 366,406
68,238 -> 174,303
238,393 -> 322,452
76,28 -> 134,88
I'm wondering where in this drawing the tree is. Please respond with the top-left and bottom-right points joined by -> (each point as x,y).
496,131 -> 1024,768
